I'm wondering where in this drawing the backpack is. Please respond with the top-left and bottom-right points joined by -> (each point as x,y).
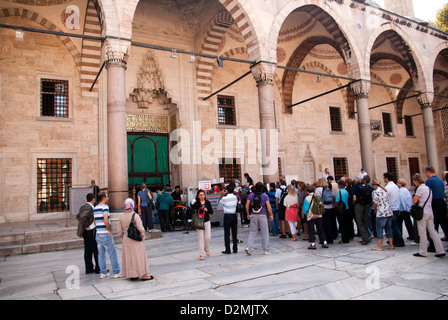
279,187 -> 288,208
322,187 -> 333,205
357,185 -> 373,205
252,192 -> 263,213
310,195 -> 325,216
155,192 -> 167,210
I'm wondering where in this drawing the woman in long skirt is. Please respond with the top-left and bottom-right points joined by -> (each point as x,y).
118,198 -> 154,281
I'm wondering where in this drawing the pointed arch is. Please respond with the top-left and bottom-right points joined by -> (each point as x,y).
0,7 -> 81,70
269,1 -> 363,78
80,0 -> 102,93
196,11 -> 235,103
217,0 -> 265,62
366,23 -> 428,93
282,36 -> 345,114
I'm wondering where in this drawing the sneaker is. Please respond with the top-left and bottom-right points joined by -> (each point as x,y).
100,273 -> 110,279
113,273 -> 122,279
245,248 -> 251,255
264,250 -> 271,255
410,241 -> 419,246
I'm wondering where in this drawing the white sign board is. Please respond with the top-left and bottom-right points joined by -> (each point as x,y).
70,187 -> 92,216
198,180 -> 212,191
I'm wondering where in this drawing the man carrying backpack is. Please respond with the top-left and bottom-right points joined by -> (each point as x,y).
275,179 -> 290,238
245,182 -> 273,255
353,176 -> 373,245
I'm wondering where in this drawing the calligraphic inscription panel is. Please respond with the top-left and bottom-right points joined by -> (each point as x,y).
126,114 -> 169,133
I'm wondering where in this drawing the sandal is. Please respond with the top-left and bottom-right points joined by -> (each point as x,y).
141,275 -> 154,281
373,246 -> 383,251
200,256 -> 205,260
205,250 -> 210,257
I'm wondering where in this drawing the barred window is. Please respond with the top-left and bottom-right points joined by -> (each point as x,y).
441,108 -> 448,140
329,107 -> 343,132
217,95 -> 236,126
37,158 -> 72,213
382,112 -> 393,135
278,157 -> 283,181
40,79 -> 69,117
333,157 -> 348,181
404,116 -> 414,137
386,157 -> 399,183
219,158 -> 241,184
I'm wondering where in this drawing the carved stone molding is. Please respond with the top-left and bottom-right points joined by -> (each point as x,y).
351,80 -> 371,100
103,39 -> 131,68
417,92 -> 434,108
129,51 -> 173,109
251,62 -> 276,85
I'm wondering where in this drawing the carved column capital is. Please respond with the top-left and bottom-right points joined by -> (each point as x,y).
417,92 -> 434,108
351,80 -> 371,100
103,38 -> 131,69
251,62 -> 276,86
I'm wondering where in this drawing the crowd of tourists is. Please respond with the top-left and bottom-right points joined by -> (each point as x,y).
218,166 -> 448,259
75,167 -> 447,281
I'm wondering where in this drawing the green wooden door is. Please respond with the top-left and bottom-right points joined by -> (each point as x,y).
127,133 -> 170,188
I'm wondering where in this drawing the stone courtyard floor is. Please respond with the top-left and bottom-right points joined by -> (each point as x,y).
1,224 -> 447,302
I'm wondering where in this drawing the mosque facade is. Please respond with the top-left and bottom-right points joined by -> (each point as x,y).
1,0 -> 448,221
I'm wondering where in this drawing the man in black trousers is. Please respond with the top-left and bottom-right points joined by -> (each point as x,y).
76,193 -> 100,274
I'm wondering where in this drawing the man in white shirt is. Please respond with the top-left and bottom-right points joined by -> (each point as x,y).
219,183 -> 239,254
356,168 -> 368,180
384,172 -> 405,247
321,168 -> 330,181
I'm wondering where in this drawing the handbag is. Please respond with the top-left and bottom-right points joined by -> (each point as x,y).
127,213 -> 143,241
410,189 -> 431,221
236,202 -> 244,214
192,205 -> 206,230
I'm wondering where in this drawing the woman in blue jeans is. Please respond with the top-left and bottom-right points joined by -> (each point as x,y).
372,179 -> 394,251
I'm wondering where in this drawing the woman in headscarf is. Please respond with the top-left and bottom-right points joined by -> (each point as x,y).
117,198 -> 154,281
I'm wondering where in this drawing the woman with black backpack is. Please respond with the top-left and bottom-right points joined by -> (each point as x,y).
245,182 -> 273,255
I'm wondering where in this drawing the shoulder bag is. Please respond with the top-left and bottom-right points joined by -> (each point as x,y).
127,213 -> 143,241
410,188 -> 431,221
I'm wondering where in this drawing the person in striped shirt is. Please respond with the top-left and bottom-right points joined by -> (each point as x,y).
94,193 -> 121,279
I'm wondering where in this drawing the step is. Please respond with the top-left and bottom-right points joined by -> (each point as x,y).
0,230 -> 162,257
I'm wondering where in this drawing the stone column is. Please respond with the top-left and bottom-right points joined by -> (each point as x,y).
352,80 -> 376,179
251,62 -> 278,184
418,93 -> 440,171
104,40 -> 130,212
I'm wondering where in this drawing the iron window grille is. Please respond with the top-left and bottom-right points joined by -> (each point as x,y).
37,158 -> 72,213
40,79 -> 69,118
333,157 -> 348,181
382,112 -> 393,135
217,95 -> 236,126
329,107 -> 343,132
386,157 -> 399,183
219,158 -> 241,184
